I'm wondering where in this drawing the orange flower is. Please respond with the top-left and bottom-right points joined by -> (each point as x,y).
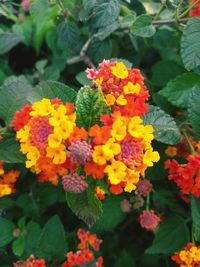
3,170 -> 20,184
69,127 -> 88,142
84,162 -> 105,179
89,125 -> 111,145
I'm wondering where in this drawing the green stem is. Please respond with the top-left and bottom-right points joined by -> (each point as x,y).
153,3 -> 165,21
146,193 -> 150,210
178,0 -> 200,19
183,131 -> 195,155
191,224 -> 196,244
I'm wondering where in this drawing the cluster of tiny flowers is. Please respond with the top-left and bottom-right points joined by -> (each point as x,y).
172,243 -> 200,267
62,229 -> 103,267
139,210 -> 161,231
12,99 -> 84,185
0,161 -> 20,198
13,255 -> 46,267
165,154 -> 200,197
84,112 -> 159,194
136,179 -> 153,197
189,0 -> 200,17
86,60 -> 149,117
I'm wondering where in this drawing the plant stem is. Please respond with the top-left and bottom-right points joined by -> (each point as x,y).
146,193 -> 150,210
178,0 -> 200,19
152,18 -> 189,26
153,2 -> 165,21
183,131 -> 196,155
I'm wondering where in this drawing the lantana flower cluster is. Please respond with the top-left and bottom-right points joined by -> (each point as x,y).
12,61 -> 159,197
14,255 -> 46,267
172,243 -> 200,267
0,161 -> 20,198
62,229 -> 103,267
189,0 -> 200,17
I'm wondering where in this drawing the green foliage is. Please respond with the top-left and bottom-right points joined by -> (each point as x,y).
131,15 -> 155,38
66,188 -> 103,228
114,250 -> 135,267
76,86 -> 109,130
181,18 -> 200,71
143,105 -> 181,145
36,215 -> 67,260
0,218 -> 15,247
191,196 -> 200,242
158,73 -> 200,108
188,84 -> 200,136
146,216 -> 190,254
0,31 -> 23,55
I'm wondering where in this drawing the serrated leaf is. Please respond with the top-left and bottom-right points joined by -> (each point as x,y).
76,72 -> 93,86
191,196 -> 200,242
146,216 -> 189,254
57,22 -> 80,51
0,80 -> 34,125
88,39 -> 112,63
143,105 -> 181,145
66,188 -> 103,228
92,196 -> 124,232
188,83 -> 200,135
0,134 -> 25,163
0,218 -> 15,247
90,0 -> 120,31
158,73 -> 200,108
181,18 -> 200,71
36,215 -> 66,259
76,86 -> 109,130
96,22 -> 119,41
29,81 -> 77,104
0,32 -> 23,55
12,237 -> 25,257
131,14 -> 156,38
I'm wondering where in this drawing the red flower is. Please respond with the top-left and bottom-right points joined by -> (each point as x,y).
139,210 -> 160,231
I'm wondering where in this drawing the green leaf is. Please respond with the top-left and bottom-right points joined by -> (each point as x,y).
12,237 -> 25,257
188,83 -> 200,135
0,218 -> 15,247
90,0 -> 120,31
143,105 -> 181,145
96,22 -> 119,41
146,216 -> 189,254
66,188 -> 103,228
25,222 -> 42,256
0,32 -> 23,55
29,81 -> 77,104
0,80 -> 34,125
36,215 -> 67,259
191,196 -> 200,242
76,72 -> 93,86
181,18 -> 200,71
0,134 -> 25,163
131,15 -> 156,38
92,195 -> 125,232
76,86 -> 109,130
88,39 -> 112,63
110,58 -> 133,68
57,22 -> 80,51
114,250 -> 135,267
158,73 -> 200,108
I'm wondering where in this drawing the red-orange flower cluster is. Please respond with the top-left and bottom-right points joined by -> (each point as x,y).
165,155 -> 200,197
0,161 -> 20,198
189,0 -> 200,17
86,60 -> 149,117
13,255 -> 46,267
62,229 -> 103,267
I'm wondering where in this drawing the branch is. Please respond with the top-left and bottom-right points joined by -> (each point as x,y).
67,37 -> 96,69
152,18 -> 189,25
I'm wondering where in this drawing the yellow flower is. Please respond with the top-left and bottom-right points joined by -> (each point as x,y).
111,120 -> 127,141
124,171 -> 140,193
111,62 -> 128,79
105,160 -> 127,184
116,94 -> 127,106
102,138 -> 121,160
92,146 -> 108,165
46,144 -> 66,164
26,146 -> 40,168
123,82 -> 141,95
16,125 -> 30,142
48,133 -> 62,148
30,98 -> 53,117
20,140 -> 32,154
49,105 -> 67,127
0,184 -> 12,198
165,146 -> 177,157
143,149 -> 160,167
95,77 -> 103,86
128,116 -> 143,138
105,94 -> 116,106
58,120 -> 75,139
